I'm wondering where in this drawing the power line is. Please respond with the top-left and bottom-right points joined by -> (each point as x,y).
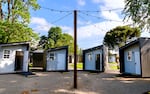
32,7 -> 131,33
31,12 -> 73,32
78,14 -> 107,32
38,6 -> 126,23
79,11 -> 123,22
40,6 -> 72,12
51,12 -> 73,24
40,6 -> 123,13
78,14 -> 91,23
78,8 -> 123,13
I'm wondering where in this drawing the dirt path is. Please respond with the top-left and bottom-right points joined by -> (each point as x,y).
0,71 -> 150,94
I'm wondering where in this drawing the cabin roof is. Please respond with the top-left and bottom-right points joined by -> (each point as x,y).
31,49 -> 44,53
46,45 -> 68,52
83,45 -> 103,53
0,42 -> 30,47
119,37 -> 150,50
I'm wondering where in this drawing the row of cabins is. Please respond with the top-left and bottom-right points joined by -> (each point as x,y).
0,43 -> 69,73
0,42 -> 106,73
0,37 -> 149,77
31,45 -> 107,72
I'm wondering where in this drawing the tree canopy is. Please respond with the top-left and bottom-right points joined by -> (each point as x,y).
0,0 -> 40,23
0,21 -> 39,47
39,27 -> 75,54
0,0 -> 40,49
123,0 -> 150,31
103,26 -> 141,48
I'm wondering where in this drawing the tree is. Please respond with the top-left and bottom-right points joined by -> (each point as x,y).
0,21 -> 39,47
39,35 -> 48,49
0,0 -> 40,23
103,26 -> 141,48
39,27 -> 75,54
48,27 -> 62,47
0,0 -> 40,49
123,0 -> 150,31
56,33 -> 74,54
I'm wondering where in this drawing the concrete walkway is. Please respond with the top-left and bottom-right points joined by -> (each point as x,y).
0,71 -> 150,94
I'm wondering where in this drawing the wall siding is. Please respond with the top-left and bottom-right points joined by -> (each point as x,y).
123,44 -> 140,74
46,49 -> 67,71
84,49 -> 103,71
0,45 -> 29,73
140,38 -> 150,77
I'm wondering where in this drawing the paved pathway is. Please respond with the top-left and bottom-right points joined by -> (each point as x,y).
0,71 -> 150,94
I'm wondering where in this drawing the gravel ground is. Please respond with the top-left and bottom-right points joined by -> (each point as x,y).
0,71 -> 150,94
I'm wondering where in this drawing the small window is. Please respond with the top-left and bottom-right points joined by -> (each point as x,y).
88,53 -> 92,61
3,50 -> 11,59
127,51 -> 132,61
49,53 -> 55,61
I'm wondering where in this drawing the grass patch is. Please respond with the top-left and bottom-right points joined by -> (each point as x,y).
69,63 -> 83,70
109,62 -> 117,64
77,63 -> 83,69
110,65 -> 118,70
109,62 -> 119,70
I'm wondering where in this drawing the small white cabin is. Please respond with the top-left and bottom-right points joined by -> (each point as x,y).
0,42 -> 29,74
45,46 -> 68,71
83,45 -> 107,72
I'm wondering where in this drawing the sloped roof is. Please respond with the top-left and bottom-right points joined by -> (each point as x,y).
0,42 -> 30,47
32,49 -> 44,53
119,37 -> 150,50
83,45 -> 103,53
46,45 -> 68,52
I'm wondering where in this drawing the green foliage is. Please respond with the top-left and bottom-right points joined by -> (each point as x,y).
39,27 -> 75,54
123,0 -> 150,30
56,33 -> 74,54
104,26 -> 141,48
0,0 -> 40,49
48,27 -> 62,45
0,0 -> 40,23
0,21 -> 39,46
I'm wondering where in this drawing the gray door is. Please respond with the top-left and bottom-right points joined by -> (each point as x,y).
57,53 -> 65,70
135,52 -> 141,75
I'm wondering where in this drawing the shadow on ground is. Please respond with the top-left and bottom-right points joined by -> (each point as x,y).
0,71 -> 150,94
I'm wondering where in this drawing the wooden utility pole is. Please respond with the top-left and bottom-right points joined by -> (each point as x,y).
74,10 -> 77,89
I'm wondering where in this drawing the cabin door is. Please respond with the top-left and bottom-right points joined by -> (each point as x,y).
135,52 -> 141,75
57,53 -> 65,70
95,54 -> 100,70
15,51 -> 24,71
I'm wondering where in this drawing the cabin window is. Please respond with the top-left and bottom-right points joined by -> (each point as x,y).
49,53 -> 55,61
3,50 -> 11,59
127,51 -> 132,61
88,53 -> 92,61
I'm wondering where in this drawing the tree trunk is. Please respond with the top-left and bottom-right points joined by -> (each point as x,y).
11,0 -> 15,23
0,1 -> 3,20
7,0 -> 10,21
